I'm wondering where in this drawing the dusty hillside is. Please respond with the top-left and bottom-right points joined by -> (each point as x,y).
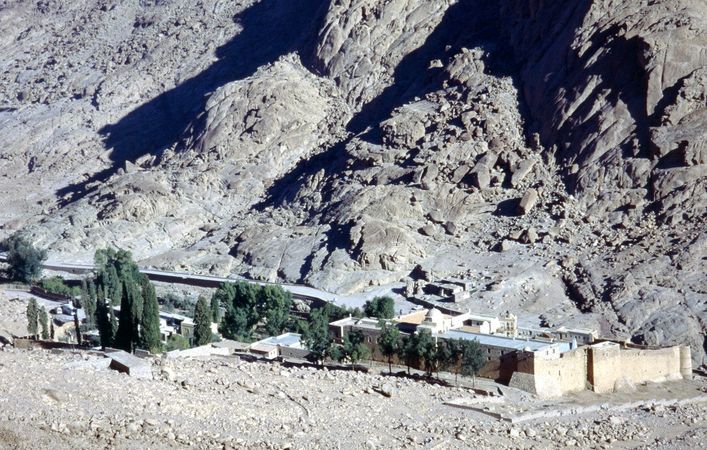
0,1 -> 704,360
0,344 -> 706,449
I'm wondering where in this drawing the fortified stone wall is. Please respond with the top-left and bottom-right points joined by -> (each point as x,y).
589,342 -> 689,394
532,347 -> 587,398
508,348 -> 587,398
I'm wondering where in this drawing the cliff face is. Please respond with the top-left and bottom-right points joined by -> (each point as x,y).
0,0 -> 704,361
502,0 -> 706,222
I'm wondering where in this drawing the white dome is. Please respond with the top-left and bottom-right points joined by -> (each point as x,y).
425,308 -> 444,323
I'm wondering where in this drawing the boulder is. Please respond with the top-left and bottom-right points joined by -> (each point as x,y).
517,189 -> 539,215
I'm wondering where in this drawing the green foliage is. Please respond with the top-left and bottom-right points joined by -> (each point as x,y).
415,329 -> 437,376
161,293 -> 196,314
95,248 -> 141,306
39,276 -> 79,298
301,307 -> 332,364
140,282 -> 161,353
73,310 -> 82,345
165,334 -> 189,352
26,297 -> 38,338
435,339 -> 455,377
210,295 -> 221,323
363,296 -> 395,319
220,305 -> 252,341
95,295 -> 115,349
115,274 -> 145,353
94,248 -> 160,353
460,338 -> 485,385
3,234 -> 47,283
377,320 -> 402,373
39,306 -> 49,340
193,296 -> 212,347
398,329 -> 436,375
81,278 -> 97,329
339,329 -> 371,367
216,281 -> 293,340
260,285 -> 293,336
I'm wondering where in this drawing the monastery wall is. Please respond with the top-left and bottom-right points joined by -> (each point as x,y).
589,342 -> 689,393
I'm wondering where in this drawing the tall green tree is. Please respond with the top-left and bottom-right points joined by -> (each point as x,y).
140,282 -> 161,353
435,339 -> 454,379
26,297 -> 38,338
446,339 -> 464,385
260,285 -> 292,336
377,320 -> 401,373
3,234 -> 47,283
193,296 -> 212,347
301,308 -> 332,364
339,330 -> 370,368
73,309 -> 82,345
81,278 -> 97,329
460,339 -> 485,387
115,275 -> 140,352
416,329 -> 437,376
399,335 -> 417,375
96,294 -> 114,350
109,305 -> 118,344
39,306 -> 49,340
210,295 -> 221,323
220,305 -> 251,341
363,296 -> 395,319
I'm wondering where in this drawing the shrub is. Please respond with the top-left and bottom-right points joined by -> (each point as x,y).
2,234 -> 46,283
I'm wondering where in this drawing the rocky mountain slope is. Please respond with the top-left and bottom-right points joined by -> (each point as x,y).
0,1 -> 704,361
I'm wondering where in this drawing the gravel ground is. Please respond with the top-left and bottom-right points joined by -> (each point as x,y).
0,347 -> 705,450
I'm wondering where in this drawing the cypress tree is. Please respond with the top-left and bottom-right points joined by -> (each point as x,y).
129,279 -> 144,350
140,282 -> 161,353
377,320 -> 401,374
73,310 -> 82,345
26,298 -> 38,338
108,265 -> 121,306
80,278 -> 89,308
109,306 -> 118,345
88,279 -> 97,304
210,295 -> 221,323
50,320 -> 55,340
194,296 -> 212,347
82,278 -> 96,329
115,277 -> 134,352
39,306 -> 49,340
96,287 -> 114,349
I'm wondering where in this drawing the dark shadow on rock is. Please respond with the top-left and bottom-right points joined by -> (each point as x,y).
494,198 -> 521,217
347,0 -> 518,137
257,0 -> 522,212
254,136 -> 352,211
56,0 -> 332,205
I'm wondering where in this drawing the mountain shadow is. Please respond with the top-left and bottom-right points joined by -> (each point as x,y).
347,0 -> 519,138
56,0 -> 332,205
259,0 -> 525,209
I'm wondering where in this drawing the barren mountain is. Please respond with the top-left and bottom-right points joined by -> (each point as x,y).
0,1 -> 704,361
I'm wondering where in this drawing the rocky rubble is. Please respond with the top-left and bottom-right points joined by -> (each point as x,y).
0,0 -> 704,362
0,346 -> 705,449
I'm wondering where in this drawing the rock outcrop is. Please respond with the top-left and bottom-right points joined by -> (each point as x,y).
0,0 -> 704,361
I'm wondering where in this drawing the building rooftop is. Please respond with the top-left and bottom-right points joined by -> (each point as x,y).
438,330 -> 570,353
330,317 -> 381,330
257,333 -> 303,349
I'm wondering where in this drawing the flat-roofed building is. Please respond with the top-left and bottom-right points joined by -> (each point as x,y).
251,333 -> 309,359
